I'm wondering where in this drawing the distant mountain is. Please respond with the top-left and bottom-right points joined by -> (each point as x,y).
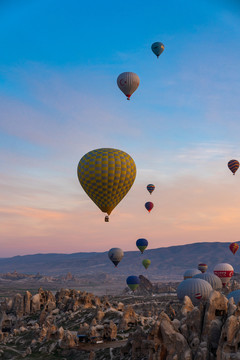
0,242 -> 238,279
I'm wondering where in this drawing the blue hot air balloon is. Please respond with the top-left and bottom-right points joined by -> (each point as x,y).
227,290 -> 240,305
126,276 -> 140,291
136,238 -> 148,254
151,42 -> 164,58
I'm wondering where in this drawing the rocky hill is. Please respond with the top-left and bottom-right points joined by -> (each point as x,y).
0,242 -> 238,279
1,276 -> 240,359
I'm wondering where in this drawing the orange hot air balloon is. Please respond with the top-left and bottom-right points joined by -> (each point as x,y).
229,242 -> 239,255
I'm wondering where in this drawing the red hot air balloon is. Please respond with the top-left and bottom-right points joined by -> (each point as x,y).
228,160 -> 239,175
229,243 -> 239,255
145,202 -> 154,213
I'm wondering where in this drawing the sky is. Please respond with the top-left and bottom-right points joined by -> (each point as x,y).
1,0 -> 240,257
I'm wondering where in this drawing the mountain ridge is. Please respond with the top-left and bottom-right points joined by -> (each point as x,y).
0,241 -> 238,277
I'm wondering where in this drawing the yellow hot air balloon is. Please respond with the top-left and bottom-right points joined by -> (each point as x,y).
77,148 -> 136,221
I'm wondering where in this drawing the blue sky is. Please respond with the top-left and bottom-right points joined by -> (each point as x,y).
1,0 -> 240,256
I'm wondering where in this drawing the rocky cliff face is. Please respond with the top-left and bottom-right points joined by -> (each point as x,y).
1,286 -> 240,359
121,290 -> 240,359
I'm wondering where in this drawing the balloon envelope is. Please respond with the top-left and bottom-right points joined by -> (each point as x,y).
108,248 -> 124,267
136,238 -> 148,254
77,148 -> 136,216
214,263 -> 234,286
183,269 -> 201,280
126,276 -> 140,291
198,263 -> 208,273
117,72 -> 140,100
142,259 -> 151,270
147,184 -> 155,194
229,242 -> 239,255
228,160 -> 239,175
151,42 -> 164,58
177,278 -> 213,306
193,273 -> 222,290
227,290 -> 240,305
145,202 -> 154,213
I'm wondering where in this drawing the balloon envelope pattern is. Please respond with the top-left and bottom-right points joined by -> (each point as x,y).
126,276 -> 140,291
229,242 -> 239,255
77,148 -> 136,216
151,42 -> 164,58
214,263 -> 234,287
108,248 -> 124,267
228,160 -> 239,175
136,238 -> 148,254
193,273 -> 222,290
177,278 -> 213,306
183,269 -> 201,280
227,290 -> 240,305
198,263 -> 208,273
145,202 -> 154,213
142,259 -> 151,270
147,184 -> 155,194
117,72 -> 140,100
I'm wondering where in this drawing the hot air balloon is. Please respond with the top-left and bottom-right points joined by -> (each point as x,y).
229,242 -> 239,255
145,202 -> 154,213
77,148 -> 136,221
142,259 -> 151,270
183,269 -> 201,280
228,160 -> 239,175
136,238 -> 148,254
193,273 -> 222,290
117,72 -> 140,100
214,263 -> 234,287
227,290 -> 240,305
108,248 -> 124,267
177,278 -> 213,306
147,184 -> 155,195
151,42 -> 164,58
126,276 -> 140,291
198,263 -> 208,273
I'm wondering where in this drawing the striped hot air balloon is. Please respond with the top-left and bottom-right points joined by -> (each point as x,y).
198,263 -> 208,273
177,278 -> 213,306
214,263 -> 234,287
229,242 -> 239,255
193,273 -> 222,290
147,184 -> 155,195
228,160 -> 239,175
117,72 -> 140,100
